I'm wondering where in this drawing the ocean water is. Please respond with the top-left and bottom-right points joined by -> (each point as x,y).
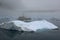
0,28 -> 60,40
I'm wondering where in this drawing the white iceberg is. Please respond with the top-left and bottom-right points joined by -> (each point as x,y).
27,20 -> 58,31
0,20 -> 58,32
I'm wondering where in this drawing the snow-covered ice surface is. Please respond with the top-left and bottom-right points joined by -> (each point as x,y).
0,20 -> 58,32
27,20 -> 58,31
11,20 -> 33,31
11,20 -> 58,32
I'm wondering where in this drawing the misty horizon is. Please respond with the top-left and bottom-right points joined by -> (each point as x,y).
0,0 -> 60,20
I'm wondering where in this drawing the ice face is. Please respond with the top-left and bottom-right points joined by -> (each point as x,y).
27,20 -> 58,31
0,20 -> 58,32
11,20 -> 33,31
11,20 -> 58,31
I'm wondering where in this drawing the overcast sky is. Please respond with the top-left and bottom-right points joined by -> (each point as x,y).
0,0 -> 60,10
21,0 -> 60,10
0,0 -> 60,19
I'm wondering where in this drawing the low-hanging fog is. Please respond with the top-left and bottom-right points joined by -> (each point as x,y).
0,0 -> 60,20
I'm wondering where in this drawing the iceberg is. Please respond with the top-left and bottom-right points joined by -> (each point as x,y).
0,20 -> 58,32
27,20 -> 58,31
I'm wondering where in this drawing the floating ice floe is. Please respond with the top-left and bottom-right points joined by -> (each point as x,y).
27,20 -> 58,31
0,20 -> 58,32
